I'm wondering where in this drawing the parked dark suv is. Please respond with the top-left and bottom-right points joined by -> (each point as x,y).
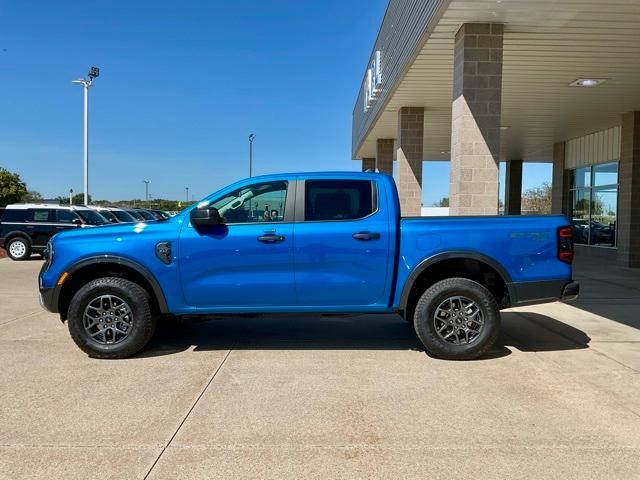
0,204 -> 108,260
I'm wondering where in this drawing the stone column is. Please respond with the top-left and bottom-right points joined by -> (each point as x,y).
617,111 -> 640,267
396,107 -> 424,216
362,158 -> 375,172
449,23 -> 503,215
376,139 -> 394,175
551,142 -> 569,215
505,160 -> 522,215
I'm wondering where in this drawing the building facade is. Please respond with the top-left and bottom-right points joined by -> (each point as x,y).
352,0 -> 640,267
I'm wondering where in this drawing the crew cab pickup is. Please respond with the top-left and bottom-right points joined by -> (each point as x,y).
39,172 -> 579,359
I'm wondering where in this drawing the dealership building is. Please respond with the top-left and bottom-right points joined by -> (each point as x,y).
352,0 -> 640,267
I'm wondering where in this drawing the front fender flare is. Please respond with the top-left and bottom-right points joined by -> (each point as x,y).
62,255 -> 169,313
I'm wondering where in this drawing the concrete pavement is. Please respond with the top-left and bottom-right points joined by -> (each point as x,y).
1,258 -> 640,479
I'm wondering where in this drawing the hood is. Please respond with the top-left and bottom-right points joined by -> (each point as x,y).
52,217 -> 179,244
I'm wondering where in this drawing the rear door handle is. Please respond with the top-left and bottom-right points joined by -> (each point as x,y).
257,234 -> 285,243
352,231 -> 380,241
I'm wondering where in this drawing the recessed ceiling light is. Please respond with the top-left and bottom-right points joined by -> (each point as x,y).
569,78 -> 607,87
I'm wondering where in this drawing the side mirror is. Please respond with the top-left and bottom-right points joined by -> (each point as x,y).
72,218 -> 83,226
191,206 -> 223,227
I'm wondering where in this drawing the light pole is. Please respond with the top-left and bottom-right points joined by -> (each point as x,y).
72,66 -> 100,205
248,133 -> 256,177
143,180 -> 150,202
69,188 -> 73,206
185,187 -> 189,204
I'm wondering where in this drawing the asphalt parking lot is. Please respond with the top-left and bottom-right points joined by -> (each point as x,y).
1,258 -> 640,479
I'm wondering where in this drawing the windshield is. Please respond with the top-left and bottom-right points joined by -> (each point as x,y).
135,209 -> 156,221
97,210 -> 117,222
125,209 -> 145,221
112,210 -> 136,222
76,209 -> 108,225
150,210 -> 170,220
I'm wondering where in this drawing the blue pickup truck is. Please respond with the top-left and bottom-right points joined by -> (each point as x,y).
39,172 -> 578,360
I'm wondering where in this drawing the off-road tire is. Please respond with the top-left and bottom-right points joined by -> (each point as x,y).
413,278 -> 500,360
67,277 -> 157,359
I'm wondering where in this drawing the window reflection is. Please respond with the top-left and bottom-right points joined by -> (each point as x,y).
571,189 -> 590,245
569,162 -> 618,248
590,188 -> 617,247
593,162 -> 618,187
573,167 -> 591,188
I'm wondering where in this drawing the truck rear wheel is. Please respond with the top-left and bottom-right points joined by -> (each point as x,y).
67,277 -> 157,359
413,278 -> 500,360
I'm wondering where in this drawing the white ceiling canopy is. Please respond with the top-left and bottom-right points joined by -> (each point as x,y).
355,0 -> 640,163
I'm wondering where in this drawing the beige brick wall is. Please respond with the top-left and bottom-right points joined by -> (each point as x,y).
450,23 -> 503,216
396,107 -> 424,216
551,141 -> 569,215
376,139 -> 394,174
617,111 -> 640,267
362,158 -> 375,171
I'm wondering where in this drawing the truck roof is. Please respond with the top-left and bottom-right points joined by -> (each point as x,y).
244,171 -> 390,181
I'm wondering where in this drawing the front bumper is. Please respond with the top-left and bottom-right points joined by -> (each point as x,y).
39,253 -> 60,314
39,286 -> 59,314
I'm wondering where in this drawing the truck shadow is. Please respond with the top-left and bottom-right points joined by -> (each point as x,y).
140,311 -> 590,361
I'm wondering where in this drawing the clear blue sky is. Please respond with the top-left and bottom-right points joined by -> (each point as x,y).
0,0 -> 550,204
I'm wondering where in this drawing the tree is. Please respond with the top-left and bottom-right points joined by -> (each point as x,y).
59,193 -> 92,205
0,167 -> 28,206
432,197 -> 449,207
22,190 -> 43,202
521,182 -> 552,215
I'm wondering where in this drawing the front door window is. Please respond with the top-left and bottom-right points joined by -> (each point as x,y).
211,181 -> 288,224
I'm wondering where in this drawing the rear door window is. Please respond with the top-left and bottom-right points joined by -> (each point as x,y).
30,209 -> 52,222
304,180 -> 374,221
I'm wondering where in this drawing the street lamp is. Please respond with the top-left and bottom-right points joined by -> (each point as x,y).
143,180 -> 150,202
185,186 -> 189,203
248,133 -> 256,177
72,66 -> 100,205
69,188 -> 73,206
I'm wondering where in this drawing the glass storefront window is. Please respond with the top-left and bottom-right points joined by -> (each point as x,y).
571,189 -> 590,245
593,162 -> 618,187
573,166 -> 591,188
590,187 -> 617,247
569,162 -> 618,248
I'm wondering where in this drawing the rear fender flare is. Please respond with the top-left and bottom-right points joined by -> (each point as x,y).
399,251 -> 513,312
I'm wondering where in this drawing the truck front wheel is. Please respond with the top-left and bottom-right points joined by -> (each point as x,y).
413,278 -> 500,360
67,277 -> 157,359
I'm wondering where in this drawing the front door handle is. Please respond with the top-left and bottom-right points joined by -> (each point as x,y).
257,234 -> 285,243
352,231 -> 380,241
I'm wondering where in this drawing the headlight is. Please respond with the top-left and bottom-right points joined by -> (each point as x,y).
43,240 -> 53,268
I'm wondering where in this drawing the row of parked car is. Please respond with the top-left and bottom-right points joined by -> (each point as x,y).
0,203 -> 175,261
